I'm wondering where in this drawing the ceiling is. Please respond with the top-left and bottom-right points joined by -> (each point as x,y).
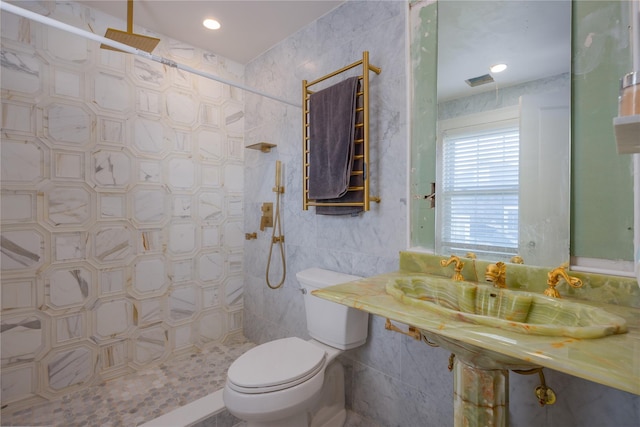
78,0 -> 344,64
68,1 -> 568,100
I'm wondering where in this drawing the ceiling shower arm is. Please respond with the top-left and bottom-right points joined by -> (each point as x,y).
127,0 -> 133,33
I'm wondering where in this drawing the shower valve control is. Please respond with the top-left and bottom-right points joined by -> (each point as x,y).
260,202 -> 273,231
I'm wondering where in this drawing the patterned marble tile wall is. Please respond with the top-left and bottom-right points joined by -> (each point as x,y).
1,1 -> 244,409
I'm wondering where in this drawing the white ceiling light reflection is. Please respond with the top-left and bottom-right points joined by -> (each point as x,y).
490,63 -> 508,73
203,19 -> 221,30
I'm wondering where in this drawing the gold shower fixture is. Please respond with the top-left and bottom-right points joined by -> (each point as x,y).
260,203 -> 273,231
246,142 -> 277,153
266,160 -> 286,289
101,0 -> 160,53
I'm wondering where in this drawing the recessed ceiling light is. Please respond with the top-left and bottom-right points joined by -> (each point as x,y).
490,63 -> 507,73
203,19 -> 221,30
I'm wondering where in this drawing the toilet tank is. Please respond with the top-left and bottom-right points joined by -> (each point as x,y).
296,268 -> 369,350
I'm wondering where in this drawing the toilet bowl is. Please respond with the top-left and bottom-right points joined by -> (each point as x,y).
223,268 -> 369,427
223,337 -> 343,426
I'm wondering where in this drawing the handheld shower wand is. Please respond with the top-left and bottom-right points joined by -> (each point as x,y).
266,161 -> 286,289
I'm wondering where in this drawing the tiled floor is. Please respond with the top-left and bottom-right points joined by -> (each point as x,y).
2,333 -> 381,427
192,410 -> 380,427
1,334 -> 255,427
344,411 -> 382,427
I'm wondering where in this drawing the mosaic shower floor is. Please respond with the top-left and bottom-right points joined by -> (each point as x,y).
1,334 -> 255,427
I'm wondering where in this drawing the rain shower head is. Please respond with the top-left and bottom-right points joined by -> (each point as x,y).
101,28 -> 160,53
100,0 -> 160,53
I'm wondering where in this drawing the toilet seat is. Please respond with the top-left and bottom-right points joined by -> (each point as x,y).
227,337 -> 327,394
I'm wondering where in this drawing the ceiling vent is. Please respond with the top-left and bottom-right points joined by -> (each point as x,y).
465,73 -> 495,87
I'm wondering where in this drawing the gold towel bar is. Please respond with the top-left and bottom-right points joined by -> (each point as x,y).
302,51 -> 381,212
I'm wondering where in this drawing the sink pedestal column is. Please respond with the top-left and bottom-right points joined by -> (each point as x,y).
453,358 -> 508,427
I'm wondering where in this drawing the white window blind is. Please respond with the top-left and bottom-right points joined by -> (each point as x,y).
440,124 -> 520,259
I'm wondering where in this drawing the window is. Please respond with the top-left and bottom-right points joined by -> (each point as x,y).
437,108 -> 519,260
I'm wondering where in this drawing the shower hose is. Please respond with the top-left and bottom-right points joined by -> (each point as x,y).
266,166 -> 286,289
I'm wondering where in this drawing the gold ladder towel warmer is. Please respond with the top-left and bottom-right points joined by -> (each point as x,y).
302,51 -> 382,211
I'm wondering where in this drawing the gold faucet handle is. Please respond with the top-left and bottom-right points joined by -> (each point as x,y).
545,264 -> 583,297
440,255 -> 465,281
510,255 -> 524,264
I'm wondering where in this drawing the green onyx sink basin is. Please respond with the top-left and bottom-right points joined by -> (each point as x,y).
386,276 -> 628,339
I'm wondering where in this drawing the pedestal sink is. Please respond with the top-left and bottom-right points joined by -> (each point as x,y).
311,251 -> 639,427
385,275 -> 629,427
386,276 -> 628,339
418,330 -> 535,427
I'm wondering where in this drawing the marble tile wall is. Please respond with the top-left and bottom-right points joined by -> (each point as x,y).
1,0 -> 245,410
242,0 -> 423,425
243,1 -> 639,426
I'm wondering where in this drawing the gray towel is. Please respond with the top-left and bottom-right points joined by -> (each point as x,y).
308,76 -> 359,200
315,106 -> 364,216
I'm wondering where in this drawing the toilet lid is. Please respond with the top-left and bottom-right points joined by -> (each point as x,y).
227,337 -> 326,394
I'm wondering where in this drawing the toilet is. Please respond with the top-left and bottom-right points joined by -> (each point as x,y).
223,268 -> 369,427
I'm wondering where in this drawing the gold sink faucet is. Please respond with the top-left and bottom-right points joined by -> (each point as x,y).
545,263 -> 583,298
485,262 -> 507,288
440,255 -> 465,281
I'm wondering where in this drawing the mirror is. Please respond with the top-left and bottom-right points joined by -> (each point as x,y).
434,0 -> 572,266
